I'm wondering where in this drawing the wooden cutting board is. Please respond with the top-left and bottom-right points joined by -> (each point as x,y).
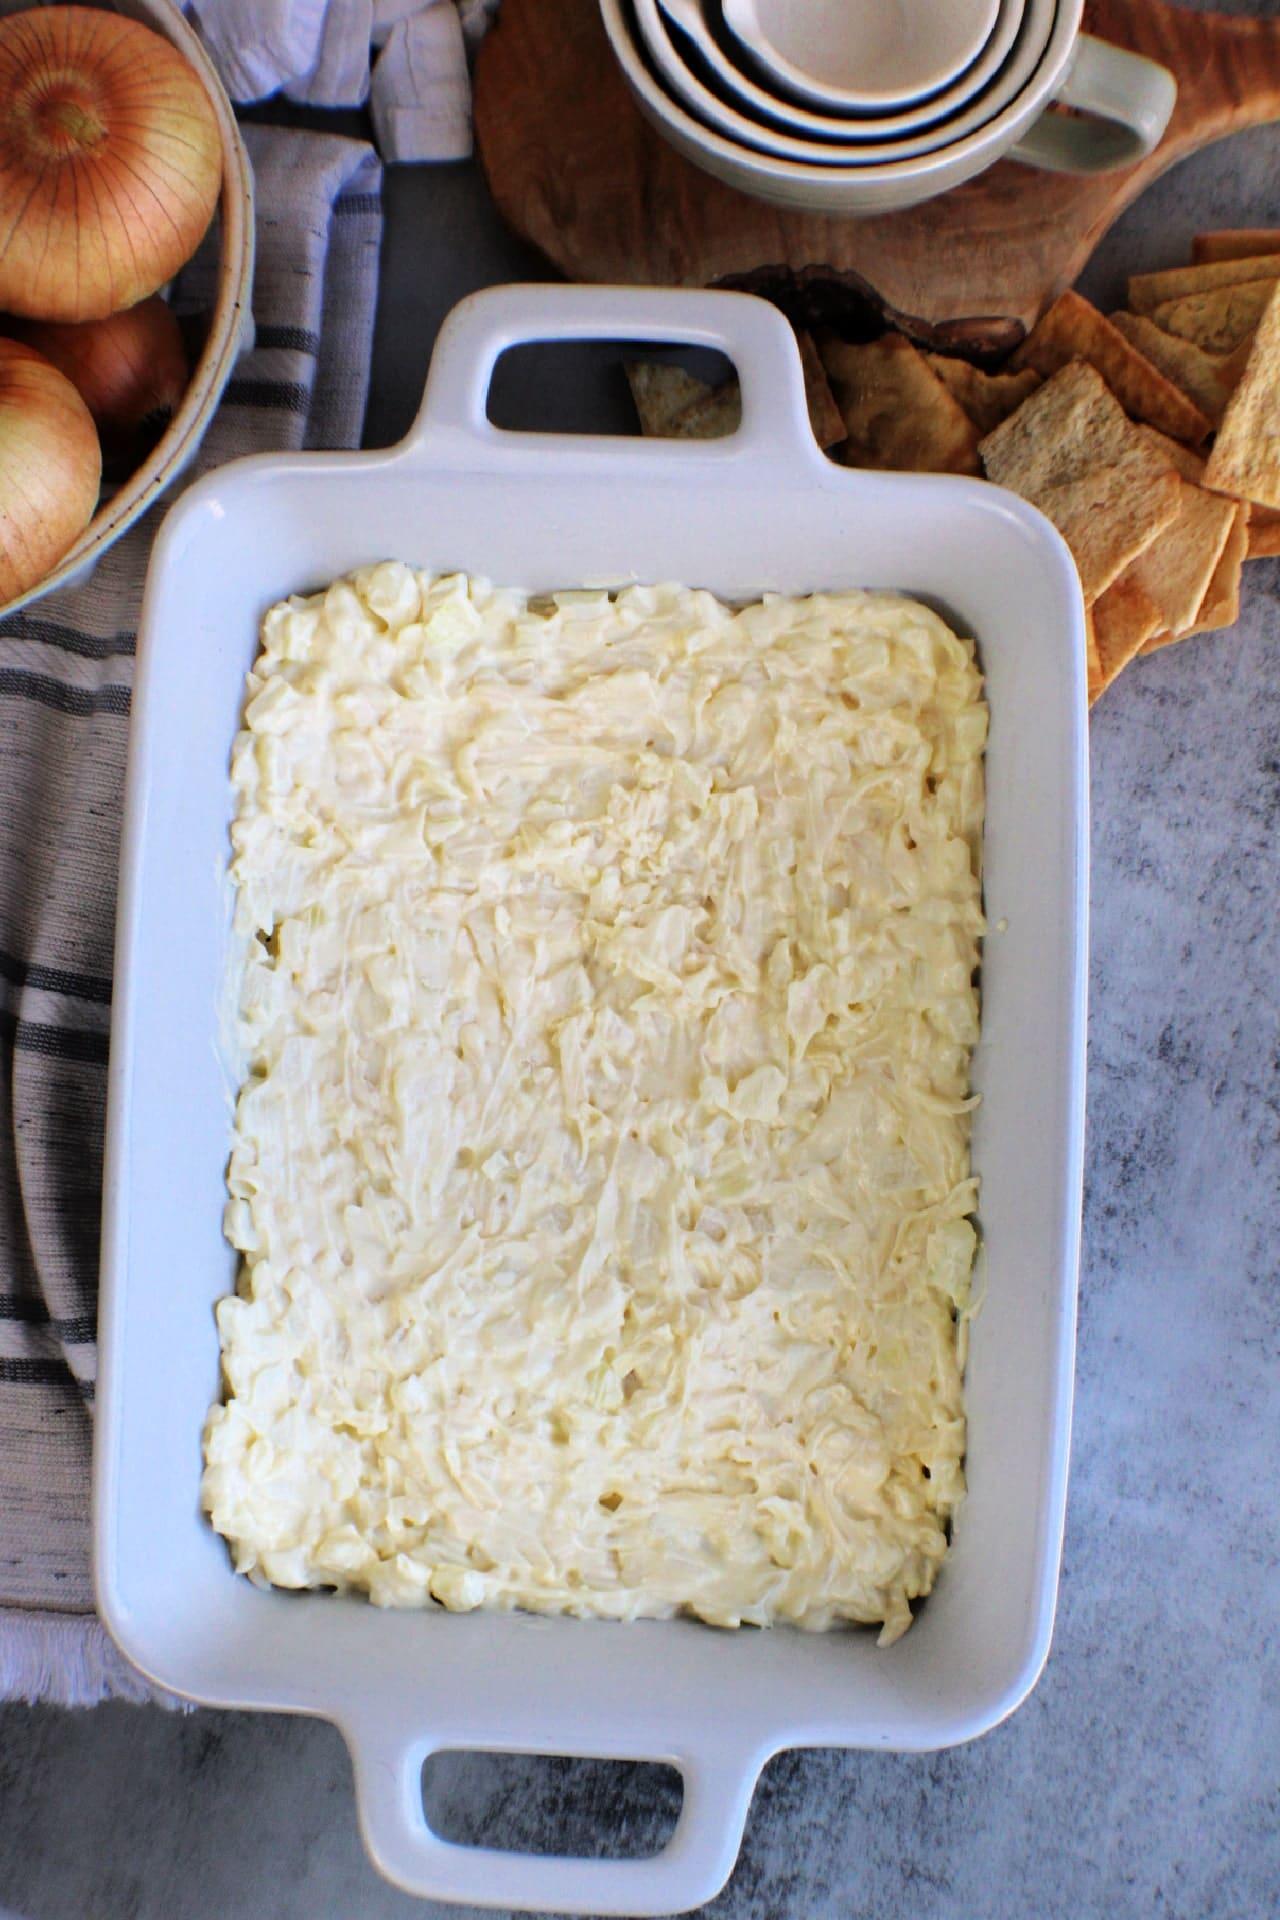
474,0 -> 1280,354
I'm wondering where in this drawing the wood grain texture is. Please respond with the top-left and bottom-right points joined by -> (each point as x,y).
474,0 -> 1280,352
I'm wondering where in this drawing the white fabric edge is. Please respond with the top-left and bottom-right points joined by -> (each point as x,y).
0,1613 -> 184,1710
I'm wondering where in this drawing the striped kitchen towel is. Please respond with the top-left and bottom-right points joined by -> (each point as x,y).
0,123 -> 383,1706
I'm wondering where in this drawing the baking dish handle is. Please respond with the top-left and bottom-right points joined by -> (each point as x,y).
346,1711 -> 765,1915
403,281 -> 825,477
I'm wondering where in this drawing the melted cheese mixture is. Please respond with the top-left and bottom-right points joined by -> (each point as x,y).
203,565 -> 986,1643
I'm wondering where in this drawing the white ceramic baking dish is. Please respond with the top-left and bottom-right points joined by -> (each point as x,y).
96,285 -> 1088,1916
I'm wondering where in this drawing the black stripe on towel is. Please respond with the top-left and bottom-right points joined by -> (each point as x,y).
0,950 -> 112,1005
254,324 -> 321,356
5,617 -> 135,660
0,1356 -> 81,1387
0,1009 -> 109,1065
334,193 -> 382,218
223,378 -> 311,415
0,1301 -> 98,1344
0,669 -> 130,718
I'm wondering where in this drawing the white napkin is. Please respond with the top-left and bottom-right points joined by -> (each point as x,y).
371,0 -> 424,47
284,0 -> 374,105
370,2 -> 471,162
192,0 -> 503,156
191,0 -> 329,104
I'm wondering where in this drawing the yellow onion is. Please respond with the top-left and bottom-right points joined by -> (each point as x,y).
0,339 -> 101,602
11,296 -> 189,462
0,7 -> 222,323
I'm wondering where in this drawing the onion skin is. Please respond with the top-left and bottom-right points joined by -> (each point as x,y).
0,7 -> 222,323
10,296 -> 189,461
0,338 -> 101,602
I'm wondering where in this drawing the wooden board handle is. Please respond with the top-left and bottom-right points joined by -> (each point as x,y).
1092,0 -> 1280,146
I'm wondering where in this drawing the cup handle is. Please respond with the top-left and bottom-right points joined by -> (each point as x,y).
1009,34 -> 1176,175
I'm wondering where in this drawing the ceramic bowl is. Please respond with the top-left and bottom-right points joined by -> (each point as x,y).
0,0 -> 255,622
720,0 -> 1002,114
649,0 -> 1025,144
600,0 -> 1176,215
636,0 -> 1045,165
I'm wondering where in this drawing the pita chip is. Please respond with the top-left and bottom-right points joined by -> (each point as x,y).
1139,425 -> 1206,483
923,354 -> 1042,435
627,362 -> 719,434
1109,311 -> 1238,425
1122,479 -> 1239,637
1148,282 -> 1273,356
1203,284 -> 1280,510
1128,254 -> 1280,314
1085,606 -> 1104,704
979,359 -> 1181,602
795,330 -> 846,450
1145,502 -> 1249,648
1246,505 -> 1280,558
625,362 -> 743,440
671,384 -> 743,439
1186,501 -> 1250,636
1192,230 -> 1280,267
1011,290 -> 1211,443
1145,422 -> 1273,551
1220,334 -> 1260,388
1089,575 -> 1164,703
1097,572 -> 1164,666
821,333 -> 981,474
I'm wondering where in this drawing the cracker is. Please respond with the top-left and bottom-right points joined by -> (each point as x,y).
1148,282 -> 1273,356
1085,607 -> 1103,705
1139,425 -> 1205,484
1246,504 -> 1280,558
1146,418 -> 1274,528
1219,334 -> 1258,390
1121,478 -> 1238,637
1202,284 -> 1280,510
626,362 -> 716,435
1089,576 -> 1164,703
626,364 -> 743,440
681,386 -> 744,438
1128,255 -> 1280,313
796,329 -> 846,450
1192,230 -> 1280,267
1145,502 -> 1249,648
923,354 -> 1042,435
979,359 -> 1181,603
1010,290 -> 1211,444
821,333 -> 981,474
1109,311 -> 1236,425
1187,501 -> 1249,635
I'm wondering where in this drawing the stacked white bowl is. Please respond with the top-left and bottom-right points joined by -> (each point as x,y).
599,0 -> 1177,214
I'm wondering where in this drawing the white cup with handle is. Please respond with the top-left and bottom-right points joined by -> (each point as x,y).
599,0 -> 1178,213
721,0 -> 1007,115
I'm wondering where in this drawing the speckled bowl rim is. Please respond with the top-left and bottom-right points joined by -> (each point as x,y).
0,0 -> 255,623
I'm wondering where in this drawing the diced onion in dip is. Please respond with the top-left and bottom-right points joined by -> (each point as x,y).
203,566 -> 986,1644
